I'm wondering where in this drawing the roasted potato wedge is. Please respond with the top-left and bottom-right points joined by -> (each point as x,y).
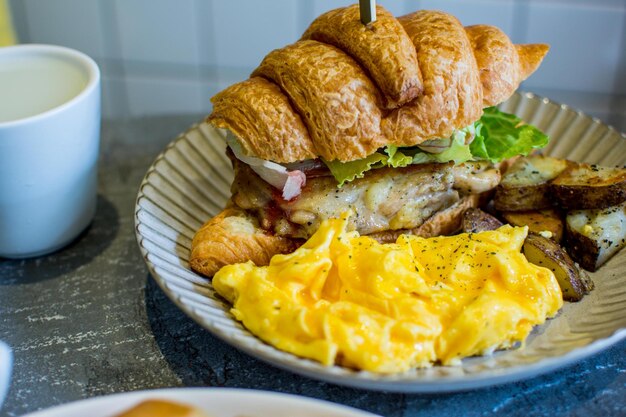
578,267 -> 595,294
500,209 -> 564,243
565,202 -> 626,271
461,208 -> 503,233
494,155 -> 570,211
495,155 -> 521,176
551,163 -> 626,210
522,232 -> 593,302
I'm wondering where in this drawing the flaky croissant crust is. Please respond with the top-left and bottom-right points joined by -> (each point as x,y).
208,5 -> 548,164
190,207 -> 302,277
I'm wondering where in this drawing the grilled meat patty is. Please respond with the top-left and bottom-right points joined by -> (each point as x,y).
230,155 -> 500,239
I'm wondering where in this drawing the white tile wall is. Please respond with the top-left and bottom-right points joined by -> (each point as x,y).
368,0 -> 411,17
312,0 -> 358,17
314,0 -> 429,21
21,0 -> 105,59
113,0 -> 200,65
212,0 -> 301,69
418,0 -> 516,36
7,0 -> 626,126
523,1 -> 625,94
125,76 -> 206,116
195,0 -> 217,67
101,75 -> 128,119
312,0 -> 412,17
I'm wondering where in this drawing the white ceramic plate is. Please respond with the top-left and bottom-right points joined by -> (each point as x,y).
21,388 -> 379,417
0,341 -> 11,408
134,92 -> 626,393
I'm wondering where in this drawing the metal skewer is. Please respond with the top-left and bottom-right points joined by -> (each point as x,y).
359,0 -> 376,25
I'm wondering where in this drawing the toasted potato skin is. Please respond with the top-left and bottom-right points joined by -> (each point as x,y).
523,233 -> 590,301
579,268 -> 595,293
461,208 -> 503,233
551,183 -> 626,210
564,204 -> 626,272
494,183 -> 552,212
564,224 -> 600,272
501,209 -> 564,243
550,163 -> 626,210
494,155 -> 571,212
493,156 -> 625,274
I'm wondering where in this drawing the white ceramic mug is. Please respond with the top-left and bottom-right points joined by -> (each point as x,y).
0,44 -> 101,258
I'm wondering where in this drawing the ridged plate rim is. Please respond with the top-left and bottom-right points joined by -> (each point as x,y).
134,91 -> 626,393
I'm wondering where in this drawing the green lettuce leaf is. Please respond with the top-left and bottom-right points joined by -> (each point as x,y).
411,127 -> 475,165
470,106 -> 549,163
323,153 -> 387,187
321,107 -> 549,186
384,145 -> 413,168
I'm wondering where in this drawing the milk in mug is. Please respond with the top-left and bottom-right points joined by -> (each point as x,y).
0,54 -> 88,123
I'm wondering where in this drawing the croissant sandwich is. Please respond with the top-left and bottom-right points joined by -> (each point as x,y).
190,5 -> 550,277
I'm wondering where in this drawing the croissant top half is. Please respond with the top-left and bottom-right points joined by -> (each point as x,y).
208,5 -> 549,164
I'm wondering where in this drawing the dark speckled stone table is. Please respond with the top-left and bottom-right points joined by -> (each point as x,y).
1,115 -> 625,417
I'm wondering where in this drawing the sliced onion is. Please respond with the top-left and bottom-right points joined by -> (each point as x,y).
417,127 -> 477,154
283,171 -> 307,200
417,137 -> 453,154
284,159 -> 326,172
223,130 -> 305,200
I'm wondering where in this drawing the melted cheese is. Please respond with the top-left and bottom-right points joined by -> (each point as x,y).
213,214 -> 563,373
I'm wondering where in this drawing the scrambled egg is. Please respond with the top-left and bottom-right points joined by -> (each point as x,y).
213,214 -> 563,373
